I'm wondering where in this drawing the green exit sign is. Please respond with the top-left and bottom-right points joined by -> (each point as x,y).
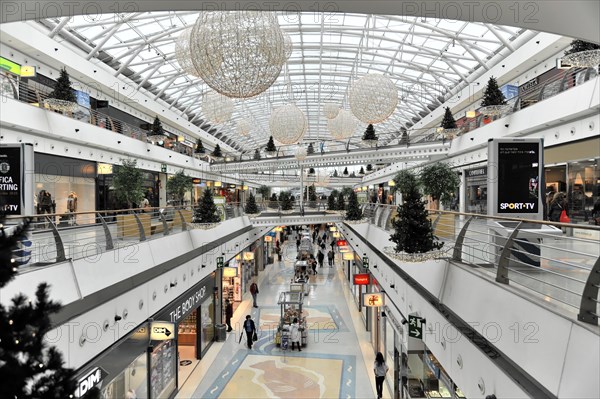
161,163 -> 167,173
216,257 -> 224,268
362,257 -> 369,269
408,315 -> 424,340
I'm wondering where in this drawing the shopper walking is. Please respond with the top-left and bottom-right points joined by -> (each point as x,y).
242,315 -> 257,349
225,299 -> 233,332
250,279 -> 259,308
328,249 -> 334,267
548,192 -> 568,222
374,352 -> 389,399
317,250 -> 325,268
290,317 -> 302,351
296,237 -> 301,251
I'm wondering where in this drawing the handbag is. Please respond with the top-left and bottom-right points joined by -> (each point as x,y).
559,210 -> 571,223
252,331 -> 258,342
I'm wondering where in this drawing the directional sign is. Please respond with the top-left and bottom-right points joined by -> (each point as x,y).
160,163 -> 167,173
362,257 -> 369,269
408,315 -> 424,340
216,256 -> 224,269
150,321 -> 175,341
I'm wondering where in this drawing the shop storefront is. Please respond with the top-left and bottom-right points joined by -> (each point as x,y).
464,166 -> 487,215
34,153 -> 96,224
74,275 -> 216,399
405,348 -> 465,399
381,306 -> 406,399
97,163 -> 160,210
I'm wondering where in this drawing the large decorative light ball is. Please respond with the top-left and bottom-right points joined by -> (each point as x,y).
202,91 -> 234,123
294,145 -> 307,161
175,27 -> 200,77
189,11 -> 287,98
269,104 -> 307,145
316,170 -> 330,187
236,118 -> 251,136
282,32 -> 293,61
323,103 -> 340,119
328,109 -> 357,140
349,74 -> 398,124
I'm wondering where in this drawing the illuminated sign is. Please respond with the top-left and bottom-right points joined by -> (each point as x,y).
264,236 -> 273,242
336,240 -> 348,247
0,57 -> 21,75
243,252 -> 255,261
408,315 -> 424,339
74,367 -> 108,398
20,65 -> 37,77
222,267 -> 238,278
353,273 -> 370,285
192,178 -> 201,184
332,232 -> 341,238
150,321 -> 175,340
362,292 -> 384,307
329,226 -> 337,232
216,257 -> 224,268
342,252 -> 354,261
339,246 -> 350,253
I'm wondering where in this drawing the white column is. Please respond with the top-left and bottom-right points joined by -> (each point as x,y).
459,171 -> 467,217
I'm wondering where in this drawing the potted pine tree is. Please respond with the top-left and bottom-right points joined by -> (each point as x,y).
333,169 -> 339,178
308,184 -> 317,208
244,192 -> 260,216
44,67 -> 78,113
280,191 -> 294,214
265,136 -> 277,156
358,166 -> 365,176
253,149 -> 261,160
268,193 -> 279,210
211,144 -> 223,159
362,124 -> 378,146
307,143 -> 315,155
195,138 -> 206,155
440,107 -> 460,139
385,170 -> 445,262
366,164 -> 373,173
336,191 -> 345,212
190,189 -> 221,229
344,190 -> 364,223
562,39 -> 600,68
343,167 -> 349,176
327,192 -> 337,213
480,76 -> 507,116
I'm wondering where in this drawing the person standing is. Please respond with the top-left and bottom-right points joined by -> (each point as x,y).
548,192 -> 567,222
374,352 -> 389,399
296,237 -> 301,251
327,249 -> 334,267
250,279 -> 259,308
290,317 -> 302,351
225,299 -> 233,332
242,315 -> 256,349
317,250 -> 325,268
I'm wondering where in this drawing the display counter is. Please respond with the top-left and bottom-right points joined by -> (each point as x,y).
275,291 -> 308,347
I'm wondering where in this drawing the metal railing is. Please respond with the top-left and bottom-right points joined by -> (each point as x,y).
358,203 -> 600,325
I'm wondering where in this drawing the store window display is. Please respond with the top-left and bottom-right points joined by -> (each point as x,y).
567,157 -> 599,222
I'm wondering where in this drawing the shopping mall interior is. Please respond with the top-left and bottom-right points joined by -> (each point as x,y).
0,1 -> 599,398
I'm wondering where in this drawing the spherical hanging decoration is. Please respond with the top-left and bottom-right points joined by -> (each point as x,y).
236,118 -> 251,136
269,104 -> 307,145
323,103 -> 340,119
316,170 -> 330,187
189,11 -> 287,98
349,74 -> 398,124
294,145 -> 307,161
202,91 -> 234,124
282,31 -> 293,61
175,27 -> 200,77
328,109 -> 357,140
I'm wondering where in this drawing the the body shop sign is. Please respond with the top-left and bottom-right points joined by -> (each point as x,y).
155,274 -> 215,324
0,144 -> 33,215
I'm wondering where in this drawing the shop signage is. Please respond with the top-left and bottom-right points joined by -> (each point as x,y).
342,252 -> 354,261
243,252 -> 254,261
332,232 -> 341,238
362,256 -> 369,269
150,321 -> 175,340
216,256 -> 224,268
266,231 -> 277,237
264,236 -> 273,242
0,56 -> 21,75
336,239 -> 348,246
20,65 -> 36,78
160,163 -> 167,173
408,315 -> 424,339
192,178 -> 201,184
74,366 -> 108,398
0,144 -> 33,215
353,273 -> 370,285
158,278 -> 213,324
519,77 -> 538,93
222,266 -> 238,277
465,166 -> 487,178
363,292 -> 384,307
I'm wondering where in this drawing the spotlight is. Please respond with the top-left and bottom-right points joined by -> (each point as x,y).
401,319 -> 408,325
390,284 -> 395,289
117,140 -> 121,144
169,282 -> 176,288
504,124 -> 509,128
75,129 -> 79,132
114,315 -> 122,322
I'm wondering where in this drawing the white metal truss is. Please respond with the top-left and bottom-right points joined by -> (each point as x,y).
40,12 -> 524,153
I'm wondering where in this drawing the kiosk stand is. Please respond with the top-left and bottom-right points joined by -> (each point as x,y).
275,291 -> 308,347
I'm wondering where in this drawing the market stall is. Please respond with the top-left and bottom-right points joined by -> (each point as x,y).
275,291 -> 308,347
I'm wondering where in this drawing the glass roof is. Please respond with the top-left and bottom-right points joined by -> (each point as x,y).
41,12 -> 525,153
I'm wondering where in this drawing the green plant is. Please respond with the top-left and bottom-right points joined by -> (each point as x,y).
269,193 -> 279,208
336,192 -> 345,211
362,124 -> 377,141
309,184 -> 317,202
167,170 -> 193,205
327,193 -> 336,210
341,187 -> 354,197
366,164 -> 373,172
195,138 -> 205,154
0,214 -> 79,398
48,67 -> 76,102
345,190 -> 363,221
420,163 -> 460,208
265,136 -> 277,153
280,191 -> 294,210
390,170 -> 442,254
359,167 -> 365,175
307,143 -> 315,154
343,167 -> 349,176
564,40 -> 600,55
480,76 -> 506,107
253,149 -> 261,160
333,169 -> 338,177
244,192 -> 260,214
257,185 -> 271,200
152,115 -> 165,136
441,107 -> 457,129
113,159 -> 145,209
194,189 -> 220,223
308,167 -> 315,175
212,144 -> 223,158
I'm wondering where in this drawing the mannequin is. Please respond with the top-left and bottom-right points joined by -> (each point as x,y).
67,191 -> 78,225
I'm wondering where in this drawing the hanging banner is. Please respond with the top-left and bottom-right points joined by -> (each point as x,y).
363,292 -> 384,307
353,273 -> 370,285
0,144 -> 34,215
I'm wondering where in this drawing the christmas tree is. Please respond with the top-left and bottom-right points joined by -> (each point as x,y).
343,167 -> 349,176
211,144 -> 223,158
48,67 -> 76,103
480,76 -> 506,107
359,167 -> 365,175
333,170 -> 338,178
389,170 -> 443,254
244,192 -> 259,214
441,107 -> 457,129
0,213 -> 79,398
345,190 -> 363,221
193,189 -> 221,223
336,192 -> 345,211
265,136 -> 277,153
195,138 -> 205,154
307,143 -> 315,154
280,191 -> 294,211
564,40 -> 600,55
362,124 -> 378,142
399,128 -> 409,145
152,115 -> 165,136
366,164 -> 373,172
269,193 -> 279,208
253,149 -> 261,160
309,184 -> 317,202
327,193 -> 336,210
308,167 -> 315,175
